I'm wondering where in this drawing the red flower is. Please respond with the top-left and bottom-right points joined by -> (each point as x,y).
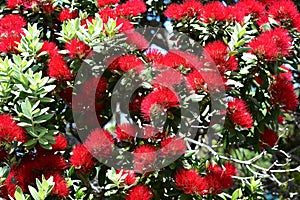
160,136 -> 186,157
52,134 -> 68,151
98,7 -> 119,22
134,145 -> 156,172
116,0 -> 147,17
224,162 -> 237,176
235,0 -> 265,19
145,48 -> 163,63
32,154 -> 67,172
58,9 -> 79,22
65,38 -> 91,59
260,129 -> 278,148
186,70 -> 206,92
125,31 -> 150,50
0,35 -> 22,54
268,0 -> 299,28
0,14 -> 26,33
227,98 -> 254,129
84,129 -> 114,159
152,69 -> 182,88
108,54 -> 144,72
40,41 -> 60,58
47,56 -> 72,81
269,78 -> 298,111
164,3 -> 183,20
174,169 -> 207,195
200,2 -> 227,23
6,0 -> 22,9
164,0 -> 202,20
116,170 -> 137,185
141,87 -> 179,121
70,144 -> 95,173
248,28 -> 292,61
125,184 -> 153,200
116,18 -> 134,32
115,123 -> 137,141
204,41 -> 239,74
204,163 -> 235,194
98,0 -> 119,7
0,114 -> 26,142
156,51 -> 191,69
47,173 -> 69,198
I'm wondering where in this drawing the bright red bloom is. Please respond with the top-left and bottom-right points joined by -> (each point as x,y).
235,0 -> 265,19
0,14 -> 26,33
98,0 -> 119,7
260,129 -> 278,148
47,56 -> 72,81
269,78 -> 298,111
52,134 -> 68,151
116,170 -> 137,185
0,36 -> 22,54
32,154 -> 67,172
6,0 -> 22,9
108,54 -> 144,72
58,9 -> 79,22
116,0 -> 147,17
125,184 -> 153,200
70,144 -> 95,173
47,173 -> 69,198
268,0 -> 299,27
125,31 -> 150,50
145,48 -> 163,63
156,51 -> 191,70
84,129 -> 114,159
116,18 -> 134,32
160,137 -> 186,157
186,70 -> 206,92
80,16 -> 95,28
204,163 -> 236,194
98,7 -> 119,22
200,2 -> 227,23
134,145 -> 156,172
174,169 -> 207,195
40,41 -> 60,58
164,0 -> 202,20
65,38 -> 91,59
204,41 -> 239,74
152,69 -> 182,88
115,123 -> 137,141
248,28 -> 292,61
228,98 -> 254,129
0,114 -> 26,142
141,87 -> 179,121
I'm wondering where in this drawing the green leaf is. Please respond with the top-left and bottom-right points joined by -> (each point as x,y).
21,98 -> 32,119
231,188 -> 243,200
24,139 -> 38,148
28,186 -> 40,200
14,187 -> 26,200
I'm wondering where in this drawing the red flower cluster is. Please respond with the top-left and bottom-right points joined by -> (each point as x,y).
98,0 -> 120,7
4,153 -> 68,197
6,0 -> 56,12
174,169 -> 207,195
0,114 -> 26,143
58,9 -> 79,22
116,170 -> 137,185
65,38 -> 91,59
108,54 -> 144,72
269,69 -> 298,111
141,87 -> 180,121
160,137 -> 186,157
0,14 -> 26,53
52,134 -> 68,151
227,98 -> 254,129
125,184 -> 153,200
260,129 -> 278,148
134,144 -> 156,172
203,40 -> 239,74
248,28 -> 292,61
115,123 -> 137,142
70,144 -> 96,173
164,0 -> 203,20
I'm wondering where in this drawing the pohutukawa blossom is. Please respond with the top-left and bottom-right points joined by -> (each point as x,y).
52,134 -> 68,151
141,87 -> 179,121
156,51 -> 191,70
260,129 -> 278,148
160,137 -> 186,157
125,184 -> 153,200
116,0 -> 147,17
0,14 -> 26,33
248,28 -> 292,61
115,123 -> 137,141
116,170 -> 137,185
204,163 -> 236,194
174,169 -> 207,195
235,0 -> 265,19
200,2 -> 227,23
85,129 -> 114,159
47,56 -> 72,81
152,69 -> 183,88
134,144 -> 156,172
227,98 -> 254,129
98,0 -> 119,7
145,48 -> 163,63
98,7 -> 119,22
70,144 -> 96,173
40,41 -> 60,58
108,54 -> 144,72
116,18 -> 134,32
164,3 -> 183,20
65,38 -> 91,59
186,70 -> 206,93
6,0 -> 22,9
47,173 -> 70,198
164,0 -> 202,20
58,9 -> 79,22
0,114 -> 26,142
125,31 -> 150,50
